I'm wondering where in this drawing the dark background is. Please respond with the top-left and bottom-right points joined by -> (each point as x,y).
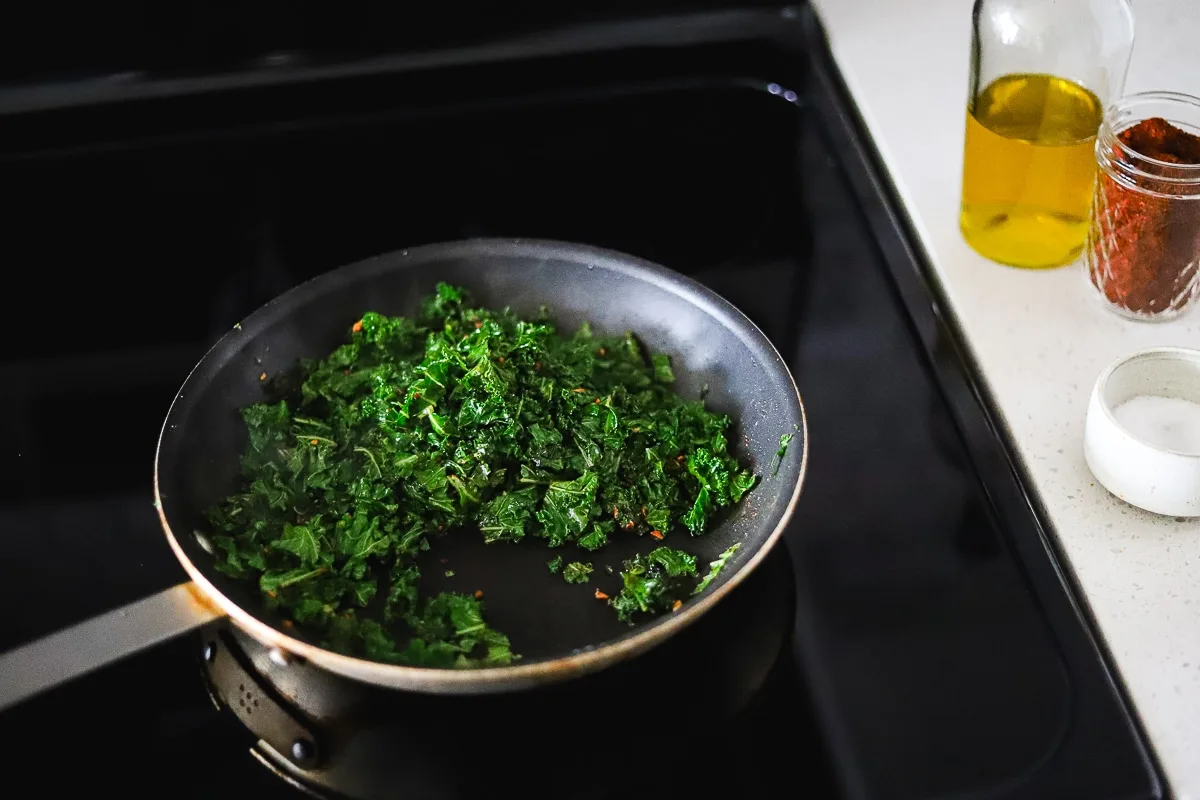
1,1 -> 787,87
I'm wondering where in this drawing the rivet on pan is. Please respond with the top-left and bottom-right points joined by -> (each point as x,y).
193,530 -> 214,554
203,642 -> 216,662
268,648 -> 290,667
291,739 -> 313,762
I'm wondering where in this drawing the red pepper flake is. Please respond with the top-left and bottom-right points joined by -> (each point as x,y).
344,369 -> 351,376
594,590 -> 609,600
598,347 -> 606,356
474,590 -> 484,600
572,387 -> 587,393
612,507 -> 620,519
266,590 -> 277,598
624,521 -> 635,530
676,454 -> 686,462
649,530 -> 664,540
672,599 -> 683,612
641,506 -> 647,517
282,619 -> 294,629
310,438 -> 319,445
412,391 -> 421,399
437,524 -> 445,532
535,361 -> 542,370
259,371 -> 267,381
474,320 -> 483,329
594,398 -> 601,404
1088,116 -> 1200,318
352,319 -> 363,333
498,356 -> 506,364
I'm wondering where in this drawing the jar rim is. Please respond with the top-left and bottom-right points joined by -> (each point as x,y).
1104,90 -> 1200,176
1095,156 -> 1200,199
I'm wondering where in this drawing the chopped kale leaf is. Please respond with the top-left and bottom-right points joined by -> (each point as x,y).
694,543 -> 742,595
610,546 -> 699,623
577,524 -> 610,552
771,432 -> 796,477
562,562 -> 594,584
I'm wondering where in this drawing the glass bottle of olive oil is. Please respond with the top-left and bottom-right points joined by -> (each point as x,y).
961,74 -> 1103,268
961,0 -> 1134,269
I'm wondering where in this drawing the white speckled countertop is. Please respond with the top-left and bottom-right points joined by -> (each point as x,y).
808,0 -> 1200,794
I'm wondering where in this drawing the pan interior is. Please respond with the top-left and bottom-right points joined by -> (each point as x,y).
156,240 -> 804,667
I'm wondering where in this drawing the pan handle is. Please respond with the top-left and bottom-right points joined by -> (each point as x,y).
0,581 -> 223,713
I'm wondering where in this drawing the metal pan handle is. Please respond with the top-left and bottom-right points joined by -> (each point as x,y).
0,582 -> 223,712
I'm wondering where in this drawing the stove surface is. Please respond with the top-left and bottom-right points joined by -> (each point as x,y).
0,7 -> 1158,798
2,546 -> 821,800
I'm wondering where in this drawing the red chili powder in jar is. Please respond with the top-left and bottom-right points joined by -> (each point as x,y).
1088,117 -> 1200,316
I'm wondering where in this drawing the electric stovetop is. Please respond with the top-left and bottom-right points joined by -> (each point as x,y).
0,6 -> 1162,798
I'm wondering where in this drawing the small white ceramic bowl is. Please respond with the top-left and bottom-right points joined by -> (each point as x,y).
1084,347 -> 1200,517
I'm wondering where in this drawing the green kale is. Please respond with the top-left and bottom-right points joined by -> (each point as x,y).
771,432 -> 795,477
205,283 -> 756,667
536,472 -> 599,546
694,543 -> 742,595
547,556 -> 563,574
562,562 -> 594,584
777,432 -> 794,459
402,592 -> 515,668
610,546 -> 699,623
577,524 -> 609,552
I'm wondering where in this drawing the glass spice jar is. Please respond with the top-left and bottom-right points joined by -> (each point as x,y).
1086,91 -> 1200,321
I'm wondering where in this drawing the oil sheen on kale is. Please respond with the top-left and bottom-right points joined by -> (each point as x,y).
205,283 -> 757,668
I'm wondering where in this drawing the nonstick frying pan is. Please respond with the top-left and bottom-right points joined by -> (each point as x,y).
2,239 -> 806,705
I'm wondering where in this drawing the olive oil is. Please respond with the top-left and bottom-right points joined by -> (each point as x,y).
960,73 -> 1104,269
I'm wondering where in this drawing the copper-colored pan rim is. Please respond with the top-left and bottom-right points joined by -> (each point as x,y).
154,238 -> 807,694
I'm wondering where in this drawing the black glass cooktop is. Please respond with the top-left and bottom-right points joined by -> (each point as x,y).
0,6 -> 1160,799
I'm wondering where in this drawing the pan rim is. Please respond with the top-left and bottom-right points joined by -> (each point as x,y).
154,237 -> 807,693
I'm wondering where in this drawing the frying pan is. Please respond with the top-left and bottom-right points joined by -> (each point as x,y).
1,239 -> 806,704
